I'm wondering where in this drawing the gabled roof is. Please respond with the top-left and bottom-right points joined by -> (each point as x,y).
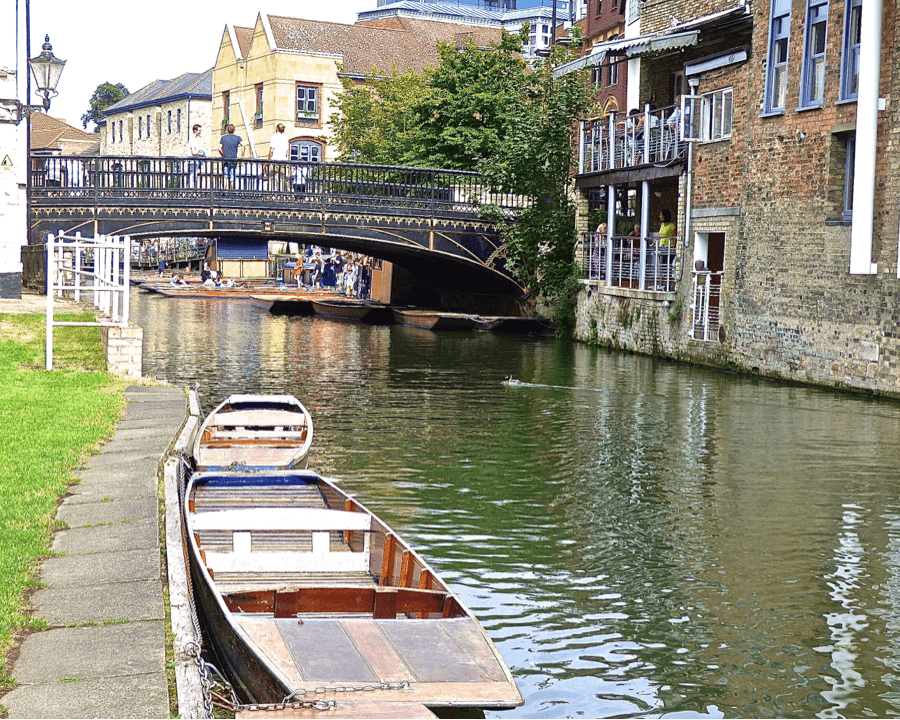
30,112 -> 98,153
103,69 -> 213,116
265,15 -> 502,75
234,26 -> 253,59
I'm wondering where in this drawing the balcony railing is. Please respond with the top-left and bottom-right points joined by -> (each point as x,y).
579,103 -> 687,175
691,271 -> 723,341
581,231 -> 677,291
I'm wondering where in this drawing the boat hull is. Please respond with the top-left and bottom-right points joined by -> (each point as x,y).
184,470 -> 523,711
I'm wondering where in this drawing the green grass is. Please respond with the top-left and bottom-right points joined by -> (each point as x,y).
0,313 -> 125,687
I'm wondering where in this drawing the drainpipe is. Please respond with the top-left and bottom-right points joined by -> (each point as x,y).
851,0 -> 881,275
684,78 -> 698,279
606,183 -> 615,285
640,179 -> 650,289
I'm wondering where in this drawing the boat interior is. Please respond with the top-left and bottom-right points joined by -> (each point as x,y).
188,472 -> 522,707
196,408 -> 310,469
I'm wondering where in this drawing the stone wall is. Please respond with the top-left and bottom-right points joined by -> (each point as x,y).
100,324 -> 143,378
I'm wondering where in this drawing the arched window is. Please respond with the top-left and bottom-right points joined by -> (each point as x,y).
290,140 -> 322,163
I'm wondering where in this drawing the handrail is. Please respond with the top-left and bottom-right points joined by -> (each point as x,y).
30,155 -> 526,214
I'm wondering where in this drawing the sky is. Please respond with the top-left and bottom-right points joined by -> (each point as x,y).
15,0 -> 373,131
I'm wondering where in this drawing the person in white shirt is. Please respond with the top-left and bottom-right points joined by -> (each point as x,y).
187,124 -> 206,188
267,123 -> 289,191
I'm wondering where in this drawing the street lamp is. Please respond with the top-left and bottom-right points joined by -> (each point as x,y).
28,35 -> 66,111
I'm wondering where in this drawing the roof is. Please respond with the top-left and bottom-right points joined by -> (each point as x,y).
103,69 -> 213,116
553,30 -> 698,78
265,15 -> 502,74
234,26 -> 253,59
30,112 -> 98,153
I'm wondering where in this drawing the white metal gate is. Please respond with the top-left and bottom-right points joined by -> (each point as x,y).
45,231 -> 132,370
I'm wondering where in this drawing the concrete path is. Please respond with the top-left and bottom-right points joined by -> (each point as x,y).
3,386 -> 187,719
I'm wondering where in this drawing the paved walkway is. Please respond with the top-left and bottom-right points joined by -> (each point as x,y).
3,386 -> 188,719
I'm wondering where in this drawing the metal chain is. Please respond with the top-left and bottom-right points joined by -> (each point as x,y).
182,640 -> 215,719
238,699 -> 337,713
283,680 -> 411,702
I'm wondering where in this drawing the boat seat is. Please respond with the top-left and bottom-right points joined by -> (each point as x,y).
208,410 -> 307,427
194,507 -> 372,575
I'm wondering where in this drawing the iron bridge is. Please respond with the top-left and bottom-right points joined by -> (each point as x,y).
30,156 -> 525,296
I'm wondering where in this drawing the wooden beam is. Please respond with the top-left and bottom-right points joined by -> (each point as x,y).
380,534 -> 396,587
224,590 -> 276,613
275,588 -> 375,617
399,551 -> 414,588
373,588 -> 397,619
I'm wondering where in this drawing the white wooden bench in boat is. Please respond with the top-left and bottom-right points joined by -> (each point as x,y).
206,410 -> 308,428
192,507 -> 371,575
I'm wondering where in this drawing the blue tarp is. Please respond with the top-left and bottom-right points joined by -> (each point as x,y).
216,238 -> 268,260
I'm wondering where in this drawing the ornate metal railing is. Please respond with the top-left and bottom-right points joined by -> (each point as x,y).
31,156 -> 526,216
579,103 -> 687,175
581,231 -> 677,291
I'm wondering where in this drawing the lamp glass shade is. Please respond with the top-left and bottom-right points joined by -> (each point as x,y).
29,35 -> 66,93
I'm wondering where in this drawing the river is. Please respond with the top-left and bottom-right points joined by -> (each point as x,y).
131,289 -> 900,719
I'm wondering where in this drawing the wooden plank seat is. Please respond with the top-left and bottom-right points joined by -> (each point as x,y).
223,586 -> 452,619
194,508 -> 372,575
214,570 -> 376,594
207,410 -> 309,427
192,486 -> 326,511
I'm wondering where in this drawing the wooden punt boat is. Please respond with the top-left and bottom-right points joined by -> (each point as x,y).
184,470 -> 523,715
311,299 -> 392,324
392,309 -> 477,331
193,395 -> 313,472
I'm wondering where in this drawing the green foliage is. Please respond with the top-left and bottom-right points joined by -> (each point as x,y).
81,81 -> 129,132
328,26 -> 595,328
0,313 -> 124,683
329,69 -> 431,166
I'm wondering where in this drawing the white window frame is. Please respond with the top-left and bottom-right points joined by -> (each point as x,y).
799,0 -> 828,108
700,87 -> 733,141
290,140 -> 322,163
296,85 -> 319,122
764,0 -> 792,114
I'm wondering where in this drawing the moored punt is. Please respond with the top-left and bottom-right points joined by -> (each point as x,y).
392,309 -> 477,331
184,470 -> 523,714
193,395 -> 313,471
473,316 -> 554,334
311,299 -> 393,324
141,282 -> 312,299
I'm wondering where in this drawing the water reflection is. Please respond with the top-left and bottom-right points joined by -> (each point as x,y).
131,290 -> 900,718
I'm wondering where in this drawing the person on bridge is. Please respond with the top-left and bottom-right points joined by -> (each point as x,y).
267,124 -> 289,191
188,124 -> 206,189
219,124 -> 245,190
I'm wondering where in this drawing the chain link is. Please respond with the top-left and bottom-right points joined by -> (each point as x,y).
284,680 -> 411,701
182,640 -> 215,718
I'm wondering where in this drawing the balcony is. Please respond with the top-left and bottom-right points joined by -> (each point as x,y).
581,231 -> 677,292
579,103 -> 687,175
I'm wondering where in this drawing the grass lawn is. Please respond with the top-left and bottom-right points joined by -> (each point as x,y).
0,313 -> 125,688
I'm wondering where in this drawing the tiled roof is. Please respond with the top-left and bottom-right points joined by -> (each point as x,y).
30,112 -> 97,152
103,69 -> 213,116
234,26 -> 253,59
266,15 -> 502,75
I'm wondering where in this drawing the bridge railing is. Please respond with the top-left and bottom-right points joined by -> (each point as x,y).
31,156 -> 527,215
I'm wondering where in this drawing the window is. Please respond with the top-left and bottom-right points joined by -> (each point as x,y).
290,140 -> 322,163
596,0 -> 601,14
167,110 -> 172,134
609,59 -> 619,85
592,65 -> 602,86
700,88 -> 733,141
177,109 -> 182,133
222,90 -> 230,126
799,0 -> 828,108
255,84 -> 264,127
119,120 -> 123,142
110,123 -> 115,144
147,114 -> 152,138
764,0 -> 792,113
843,135 -> 855,220
138,116 -> 143,140
840,0 -> 861,101
296,85 -> 319,122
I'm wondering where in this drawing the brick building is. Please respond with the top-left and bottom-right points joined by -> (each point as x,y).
572,0 -> 900,396
98,70 -> 213,157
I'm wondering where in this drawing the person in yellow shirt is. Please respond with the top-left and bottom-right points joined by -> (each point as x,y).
658,209 -> 676,246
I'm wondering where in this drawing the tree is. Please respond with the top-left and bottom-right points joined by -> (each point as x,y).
81,82 -> 129,132
328,69 -> 431,166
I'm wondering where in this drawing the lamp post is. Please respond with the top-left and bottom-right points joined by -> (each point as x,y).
28,35 -> 66,111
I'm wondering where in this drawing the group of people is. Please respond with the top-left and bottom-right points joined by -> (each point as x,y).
592,209 -> 678,287
186,123 -> 311,192
295,246 -> 374,299
622,97 -> 688,165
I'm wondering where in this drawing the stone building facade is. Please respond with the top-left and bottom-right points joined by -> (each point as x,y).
98,70 -> 213,157
212,13 -> 501,163
573,0 -> 900,396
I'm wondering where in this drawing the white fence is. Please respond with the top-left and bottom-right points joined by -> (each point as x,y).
46,231 -> 132,370
691,271 -> 723,341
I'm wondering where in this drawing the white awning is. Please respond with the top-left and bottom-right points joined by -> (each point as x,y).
553,30 -> 699,79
